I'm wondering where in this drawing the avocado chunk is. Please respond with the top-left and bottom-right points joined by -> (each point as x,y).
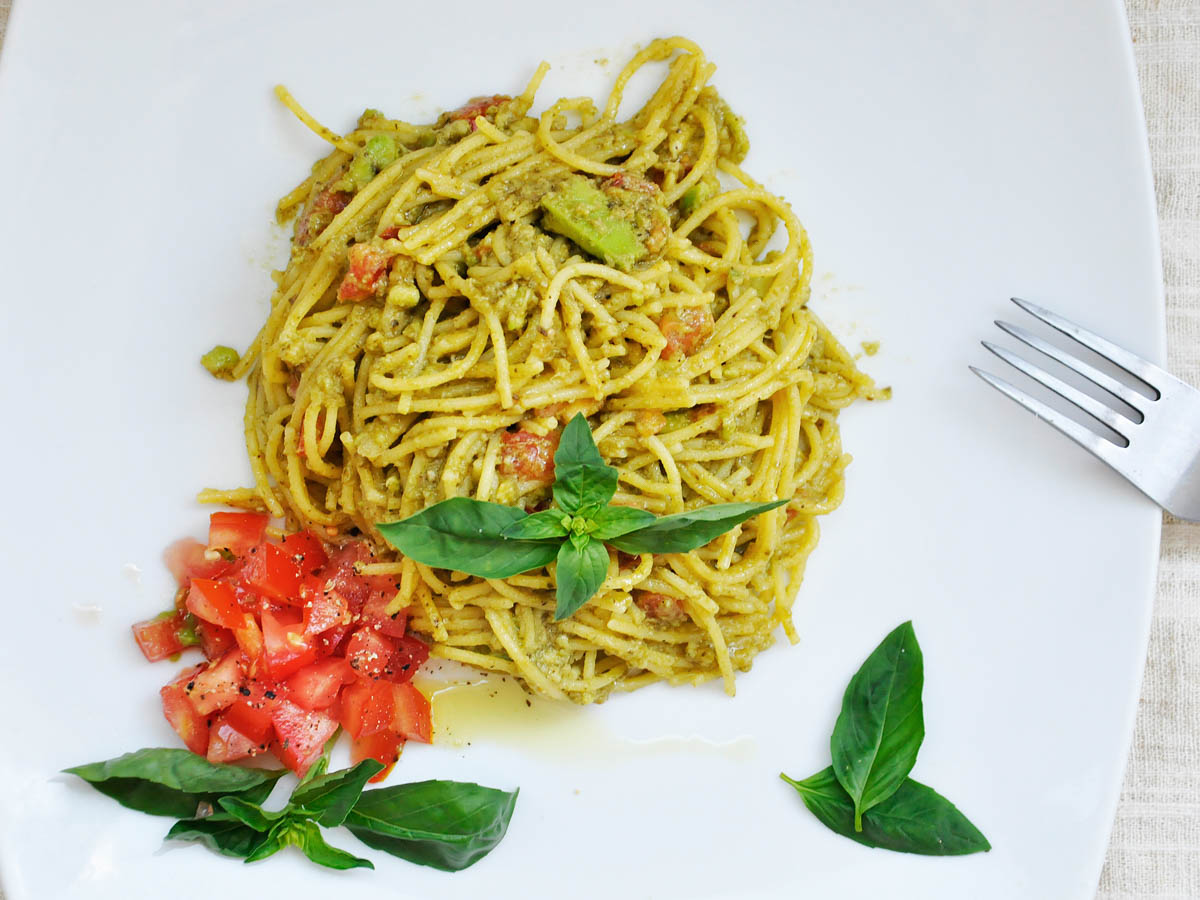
540,176 -> 645,271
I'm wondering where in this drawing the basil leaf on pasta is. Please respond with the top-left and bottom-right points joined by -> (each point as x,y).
605,500 -> 788,554
554,538 -> 610,620
553,462 -> 619,515
553,413 -> 606,470
378,497 -> 559,579
502,509 -> 570,540
590,505 -> 657,540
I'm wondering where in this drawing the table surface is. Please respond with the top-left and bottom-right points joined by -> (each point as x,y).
0,1 -> 1195,896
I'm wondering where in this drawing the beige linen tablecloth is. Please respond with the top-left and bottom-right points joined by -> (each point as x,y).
0,1 -> 1195,895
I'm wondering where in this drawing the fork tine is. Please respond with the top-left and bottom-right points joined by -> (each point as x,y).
981,341 -> 1132,438
969,367 -> 1124,469
994,320 -> 1146,418
1010,297 -> 1163,397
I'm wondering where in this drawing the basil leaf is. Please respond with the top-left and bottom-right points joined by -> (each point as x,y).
289,759 -> 384,828
378,497 -> 559,578
244,821 -> 289,863
830,620 -> 924,830
781,767 -> 990,856
590,505 -> 656,540
553,462 -> 619,515
554,538 -> 610,620
605,500 -> 788,554
217,796 -> 282,832
554,412 -> 605,469
64,748 -> 285,818
165,812 -> 267,859
501,509 -> 569,540
345,780 -> 518,872
290,819 -> 375,870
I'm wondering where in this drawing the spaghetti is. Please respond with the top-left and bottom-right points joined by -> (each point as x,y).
205,37 -> 885,704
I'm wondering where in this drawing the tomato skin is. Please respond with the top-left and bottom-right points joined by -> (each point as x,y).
658,306 -> 714,359
186,579 -> 245,630
346,628 -> 396,679
270,700 -> 338,777
284,657 -> 356,711
185,650 -> 246,715
389,682 -> 432,743
241,543 -> 304,603
160,665 -> 209,755
206,713 -> 266,764
195,620 -> 236,661
208,512 -> 269,558
351,730 -> 404,783
165,538 -> 235,585
499,429 -> 559,483
337,243 -> 393,302
383,635 -> 431,684
261,610 -> 318,680
132,614 -> 189,662
280,531 -> 329,575
338,680 -> 394,739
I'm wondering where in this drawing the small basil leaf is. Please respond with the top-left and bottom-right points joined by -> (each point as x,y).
289,759 -> 384,828
830,621 -> 924,830
590,505 -> 657,540
501,509 -> 570,540
217,796 -> 281,832
554,412 -> 605,470
64,748 -> 285,818
345,780 -> 518,872
378,497 -> 559,578
165,812 -> 267,859
605,500 -> 788,554
553,462 -> 619,515
781,768 -> 990,855
290,819 -> 375,870
554,538 -> 610,620
243,821 -> 289,863
568,531 -> 591,551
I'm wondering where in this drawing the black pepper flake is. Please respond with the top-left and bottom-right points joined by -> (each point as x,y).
239,686 -> 251,696
186,681 -> 195,691
264,690 -> 276,699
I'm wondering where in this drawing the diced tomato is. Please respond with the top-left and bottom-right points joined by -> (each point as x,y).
346,628 -> 396,680
338,679 -> 394,739
389,682 -> 432,743
449,94 -> 510,123
241,542 -> 304,603
362,590 -> 406,638
337,242 -> 393,302
499,429 -> 559,483
271,700 -> 338,777
300,576 -> 351,635
185,650 -> 246,715
195,620 -> 236,661
164,538 -> 235,585
351,730 -> 404,783
603,171 -> 660,194
319,542 -> 384,613
383,635 -> 431,684
132,613 -> 190,662
160,665 -> 209,755
208,512 -> 269,558
634,590 -> 689,625
296,187 -> 352,247
222,696 -> 277,745
261,610 -> 318,680
284,657 -> 356,711
280,530 -> 329,575
659,306 -> 715,359
232,616 -> 264,661
207,712 -> 267,764
186,579 -> 245,630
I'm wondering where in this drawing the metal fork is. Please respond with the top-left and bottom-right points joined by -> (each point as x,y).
971,297 -> 1200,521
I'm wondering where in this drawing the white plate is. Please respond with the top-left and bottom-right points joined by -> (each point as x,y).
0,1 -> 1162,897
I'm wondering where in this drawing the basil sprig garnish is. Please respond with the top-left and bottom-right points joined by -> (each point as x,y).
378,413 -> 786,620
781,622 -> 990,855
67,748 -> 518,872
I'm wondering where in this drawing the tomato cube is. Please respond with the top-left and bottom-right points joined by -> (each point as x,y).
186,579 -> 245,630
338,679 -> 394,739
242,542 -> 304,603
389,682 -> 432,743
351,730 -> 404,783
195,620 -> 236,661
261,610 -> 318,679
280,530 -> 329,575
208,512 -> 269,558
164,538 -> 236,585
284,658 -> 355,711
300,576 -> 350,635
362,590 -> 407,638
271,700 -> 338,777
346,628 -> 396,680
207,713 -> 266,764
185,650 -> 246,715
132,613 -> 189,662
160,665 -> 209,755
383,635 -> 431,684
